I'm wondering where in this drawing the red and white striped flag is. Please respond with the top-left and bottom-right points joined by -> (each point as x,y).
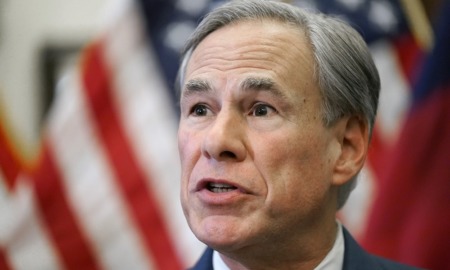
0,0 -> 204,269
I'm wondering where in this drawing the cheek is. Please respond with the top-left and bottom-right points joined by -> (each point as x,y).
178,129 -> 198,189
259,132 -> 332,206
260,133 -> 315,172
178,129 -> 198,166
178,130 -> 197,209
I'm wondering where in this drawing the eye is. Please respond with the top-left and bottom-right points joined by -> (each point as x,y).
252,103 -> 277,117
190,104 -> 210,116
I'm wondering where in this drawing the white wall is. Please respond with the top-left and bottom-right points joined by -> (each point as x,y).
0,0 -> 108,158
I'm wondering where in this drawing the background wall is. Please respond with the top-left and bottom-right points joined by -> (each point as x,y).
0,0 -> 109,158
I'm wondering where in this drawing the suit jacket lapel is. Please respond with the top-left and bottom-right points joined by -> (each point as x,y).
190,247 -> 214,270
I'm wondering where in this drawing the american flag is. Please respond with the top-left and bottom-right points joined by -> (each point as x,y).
1,0 -> 446,269
0,1 -> 204,269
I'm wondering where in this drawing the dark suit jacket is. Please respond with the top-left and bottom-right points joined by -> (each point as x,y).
189,228 -> 421,269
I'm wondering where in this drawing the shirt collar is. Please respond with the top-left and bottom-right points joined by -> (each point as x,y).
314,222 -> 345,270
212,223 -> 345,270
213,249 -> 230,270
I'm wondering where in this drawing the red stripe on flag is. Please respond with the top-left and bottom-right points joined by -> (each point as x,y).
367,125 -> 387,180
31,140 -> 101,270
392,33 -> 423,86
0,247 -> 12,270
81,41 -> 183,270
0,122 -> 22,190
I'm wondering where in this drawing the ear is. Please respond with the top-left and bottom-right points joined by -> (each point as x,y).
332,116 -> 369,186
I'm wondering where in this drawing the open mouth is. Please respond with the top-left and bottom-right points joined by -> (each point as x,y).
207,182 -> 238,193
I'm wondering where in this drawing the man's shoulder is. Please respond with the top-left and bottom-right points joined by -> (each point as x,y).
367,253 -> 422,270
342,227 -> 421,270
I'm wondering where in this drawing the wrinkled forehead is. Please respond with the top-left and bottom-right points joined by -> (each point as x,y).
181,19 -> 320,105
185,20 -> 313,75
191,18 -> 307,57
178,18 -> 312,89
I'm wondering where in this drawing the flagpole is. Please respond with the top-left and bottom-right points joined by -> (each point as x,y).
399,0 -> 434,50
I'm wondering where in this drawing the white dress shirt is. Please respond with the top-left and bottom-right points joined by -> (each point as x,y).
212,223 -> 345,270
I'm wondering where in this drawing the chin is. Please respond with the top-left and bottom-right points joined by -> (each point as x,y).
193,216 -> 248,250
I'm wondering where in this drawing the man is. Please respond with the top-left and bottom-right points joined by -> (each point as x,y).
177,0 -> 420,269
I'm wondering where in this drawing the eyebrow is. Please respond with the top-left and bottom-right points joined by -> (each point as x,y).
240,76 -> 274,90
183,78 -> 212,98
182,76 -> 287,99
240,77 -> 287,100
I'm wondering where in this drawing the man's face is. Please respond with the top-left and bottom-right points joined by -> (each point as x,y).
178,20 -> 342,252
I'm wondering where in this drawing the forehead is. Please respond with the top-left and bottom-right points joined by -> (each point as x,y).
184,19 -> 318,97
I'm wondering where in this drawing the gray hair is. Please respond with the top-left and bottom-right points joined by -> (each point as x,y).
177,0 -> 380,209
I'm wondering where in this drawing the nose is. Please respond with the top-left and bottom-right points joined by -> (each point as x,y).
201,109 -> 247,162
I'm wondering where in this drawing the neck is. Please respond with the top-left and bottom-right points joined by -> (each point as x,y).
219,220 -> 339,270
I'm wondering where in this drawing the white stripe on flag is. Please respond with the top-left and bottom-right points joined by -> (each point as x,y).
371,40 -> 410,142
0,177 -> 62,270
102,1 -> 204,266
47,72 -> 154,270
